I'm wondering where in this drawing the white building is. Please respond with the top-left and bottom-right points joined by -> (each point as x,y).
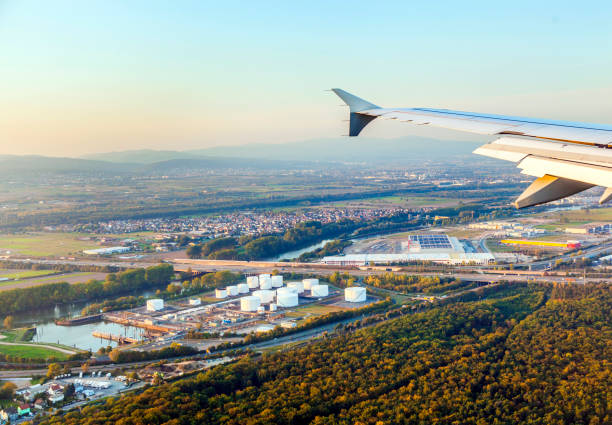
345,287 -> 367,303
146,299 -> 164,311
83,246 -> 131,255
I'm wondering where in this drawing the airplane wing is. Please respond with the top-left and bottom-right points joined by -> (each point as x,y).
332,88 -> 612,208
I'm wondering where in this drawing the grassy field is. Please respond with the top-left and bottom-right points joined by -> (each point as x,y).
0,233 -> 99,256
0,269 -> 58,279
0,328 -> 35,343
322,195 -> 462,209
0,231 -> 156,257
0,344 -> 70,360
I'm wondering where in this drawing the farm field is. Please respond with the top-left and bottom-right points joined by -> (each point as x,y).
0,269 -> 58,280
321,195 -> 465,209
0,272 -> 108,292
0,231 -> 156,257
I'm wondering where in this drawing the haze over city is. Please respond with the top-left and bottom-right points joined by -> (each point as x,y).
1,0 -> 612,156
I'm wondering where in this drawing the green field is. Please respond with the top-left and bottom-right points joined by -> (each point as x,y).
0,231 -> 156,257
0,344 -> 70,360
0,269 -> 57,279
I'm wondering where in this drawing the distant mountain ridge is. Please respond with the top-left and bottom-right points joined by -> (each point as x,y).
83,137 -> 485,164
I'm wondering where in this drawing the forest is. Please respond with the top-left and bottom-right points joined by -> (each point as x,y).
0,264 -> 174,317
186,220 -> 359,260
34,282 -> 611,425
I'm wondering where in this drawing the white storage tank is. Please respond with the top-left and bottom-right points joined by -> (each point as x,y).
271,275 -> 283,288
287,281 -> 304,294
258,273 -> 271,280
269,303 -> 278,312
311,284 -> 329,297
215,288 -> 227,299
277,292 -> 299,307
247,276 -> 259,289
345,287 -> 367,303
253,289 -> 275,304
256,324 -> 274,333
237,283 -> 249,294
146,298 -> 164,311
259,277 -> 272,290
257,306 -> 266,314
240,296 -> 261,312
226,285 -> 239,296
303,278 -> 319,290
188,298 -> 201,306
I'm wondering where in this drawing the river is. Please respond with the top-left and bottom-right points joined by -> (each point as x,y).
268,239 -> 333,261
12,292 -> 154,352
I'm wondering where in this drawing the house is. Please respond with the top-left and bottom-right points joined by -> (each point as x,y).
48,393 -> 65,404
17,403 -> 31,416
34,398 -> 46,410
48,383 -> 63,394
0,407 -> 18,423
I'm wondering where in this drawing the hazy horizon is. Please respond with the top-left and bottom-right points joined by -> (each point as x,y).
1,1 -> 611,156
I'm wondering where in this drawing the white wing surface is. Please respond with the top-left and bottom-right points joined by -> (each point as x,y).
332,88 -> 612,208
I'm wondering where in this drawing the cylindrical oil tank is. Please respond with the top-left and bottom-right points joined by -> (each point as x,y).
269,303 -> 278,312
247,276 -> 259,289
276,287 -> 297,296
276,292 -> 299,307
237,283 -> 249,294
253,289 -> 275,304
226,285 -> 239,296
287,281 -> 304,294
271,275 -> 283,288
258,273 -> 271,280
240,295 -> 261,312
215,288 -> 227,299
311,284 -> 329,297
345,287 -> 366,302
256,306 -> 266,314
302,278 -> 319,290
259,277 -> 272,290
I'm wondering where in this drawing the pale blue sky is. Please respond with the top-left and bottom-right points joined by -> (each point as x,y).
1,0 -> 611,155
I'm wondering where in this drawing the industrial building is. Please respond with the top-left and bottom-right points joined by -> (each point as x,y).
322,234 -> 494,266
565,222 -> 611,235
83,246 -> 131,255
501,239 -> 581,249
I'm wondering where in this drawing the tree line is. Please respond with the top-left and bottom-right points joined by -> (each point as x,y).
0,264 -> 174,317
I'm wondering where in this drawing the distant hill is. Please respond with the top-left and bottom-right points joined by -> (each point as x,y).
0,153 -> 331,177
82,137 -> 487,166
188,137 -> 485,163
82,149 -> 200,164
0,155 -> 132,174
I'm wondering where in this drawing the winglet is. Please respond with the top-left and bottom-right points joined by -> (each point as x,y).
331,88 -> 380,136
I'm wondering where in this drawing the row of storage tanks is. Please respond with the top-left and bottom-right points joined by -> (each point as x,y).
238,277 -> 329,312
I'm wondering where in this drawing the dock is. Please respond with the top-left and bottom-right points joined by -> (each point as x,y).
55,314 -> 102,326
102,312 -> 182,333
92,331 -> 138,345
